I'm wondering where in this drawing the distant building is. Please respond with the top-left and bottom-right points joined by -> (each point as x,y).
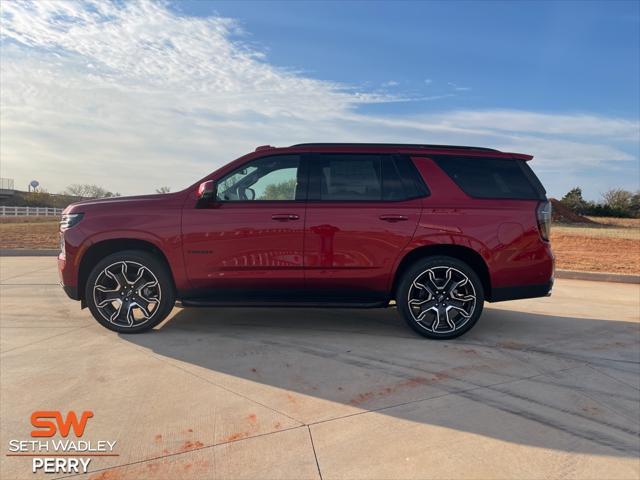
0,178 -> 15,198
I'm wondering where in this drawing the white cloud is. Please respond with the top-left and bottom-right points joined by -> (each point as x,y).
448,82 -> 471,92
1,0 -> 638,199
435,110 -> 640,141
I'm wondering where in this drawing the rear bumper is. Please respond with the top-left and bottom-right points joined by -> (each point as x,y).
489,278 -> 553,302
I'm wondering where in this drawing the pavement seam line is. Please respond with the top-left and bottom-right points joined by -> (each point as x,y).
115,338 -> 306,426
514,323 -> 640,353
52,424 -> 309,480
456,339 -> 640,366
0,325 -> 91,356
549,373 -> 640,424
0,267 -> 58,283
497,374 -> 640,439
307,364 -> 586,428
307,425 -> 323,480
585,363 -> 640,392
492,343 -> 589,378
304,363 -> 639,455
0,326 -> 87,329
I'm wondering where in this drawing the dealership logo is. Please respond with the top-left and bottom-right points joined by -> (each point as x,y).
31,410 -> 94,437
6,410 -> 118,474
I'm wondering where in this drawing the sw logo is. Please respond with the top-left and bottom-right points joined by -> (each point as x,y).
31,410 -> 94,438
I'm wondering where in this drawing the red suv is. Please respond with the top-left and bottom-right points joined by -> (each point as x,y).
58,143 -> 553,339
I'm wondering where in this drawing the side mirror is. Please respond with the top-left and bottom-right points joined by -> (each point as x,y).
196,180 -> 217,207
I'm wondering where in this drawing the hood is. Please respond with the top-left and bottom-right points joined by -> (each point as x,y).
63,192 -> 184,214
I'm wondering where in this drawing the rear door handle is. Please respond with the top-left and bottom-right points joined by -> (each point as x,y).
272,214 -> 300,221
379,214 -> 409,223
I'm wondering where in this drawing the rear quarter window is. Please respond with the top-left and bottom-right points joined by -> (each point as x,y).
432,156 -> 545,200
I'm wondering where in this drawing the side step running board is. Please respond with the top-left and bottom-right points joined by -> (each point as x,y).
178,299 -> 388,309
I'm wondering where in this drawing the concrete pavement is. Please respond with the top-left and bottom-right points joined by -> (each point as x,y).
1,256 -> 639,479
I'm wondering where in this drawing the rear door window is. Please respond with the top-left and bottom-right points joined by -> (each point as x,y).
382,157 -> 405,200
308,154 -> 382,201
308,154 -> 425,201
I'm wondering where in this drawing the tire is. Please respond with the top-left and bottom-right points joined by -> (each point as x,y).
397,256 -> 484,339
85,250 -> 175,333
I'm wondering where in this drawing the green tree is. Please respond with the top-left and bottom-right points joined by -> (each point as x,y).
560,187 -> 587,214
259,179 -> 297,200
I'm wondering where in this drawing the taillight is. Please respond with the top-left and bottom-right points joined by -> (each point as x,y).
536,201 -> 551,241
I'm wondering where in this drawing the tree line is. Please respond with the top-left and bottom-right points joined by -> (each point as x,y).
3,184 -> 172,208
560,187 -> 640,218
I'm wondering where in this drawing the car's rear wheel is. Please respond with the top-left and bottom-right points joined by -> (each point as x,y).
397,256 -> 484,339
85,250 -> 175,333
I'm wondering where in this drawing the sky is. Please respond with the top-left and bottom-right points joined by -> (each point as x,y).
1,0 -> 639,200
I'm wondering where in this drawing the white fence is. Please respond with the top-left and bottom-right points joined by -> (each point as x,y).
0,206 -> 63,217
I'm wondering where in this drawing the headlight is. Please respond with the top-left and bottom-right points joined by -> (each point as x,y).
60,213 -> 84,231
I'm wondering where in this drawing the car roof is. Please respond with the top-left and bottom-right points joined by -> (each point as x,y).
291,142 -> 499,152
253,143 -> 533,160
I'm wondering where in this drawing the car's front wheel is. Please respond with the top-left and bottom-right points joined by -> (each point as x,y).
397,256 -> 484,339
85,250 -> 175,333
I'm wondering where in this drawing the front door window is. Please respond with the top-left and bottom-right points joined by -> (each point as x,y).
216,155 -> 301,201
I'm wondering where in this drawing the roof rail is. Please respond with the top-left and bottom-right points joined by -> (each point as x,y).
290,143 -> 500,152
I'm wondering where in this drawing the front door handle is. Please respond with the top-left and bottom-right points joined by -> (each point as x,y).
379,214 -> 409,223
272,214 -> 300,221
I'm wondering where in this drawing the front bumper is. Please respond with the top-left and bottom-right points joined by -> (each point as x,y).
58,252 -> 80,300
62,284 -> 80,300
